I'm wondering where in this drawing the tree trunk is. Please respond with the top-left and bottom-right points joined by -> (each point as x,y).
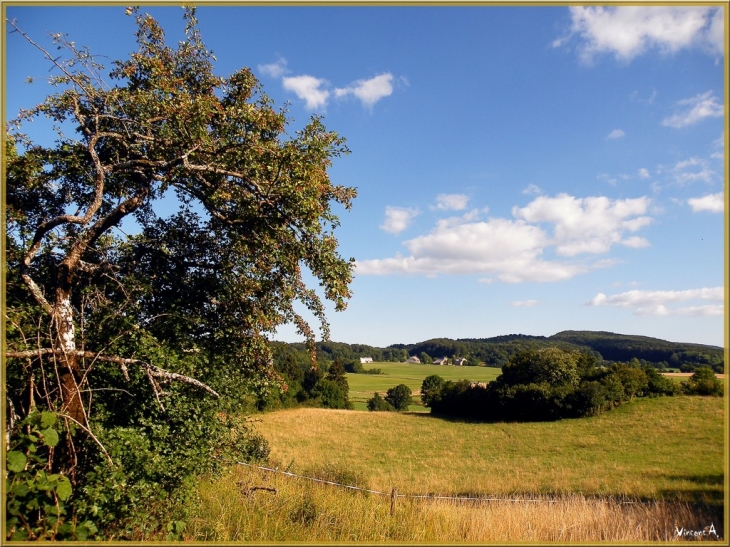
55,287 -> 84,424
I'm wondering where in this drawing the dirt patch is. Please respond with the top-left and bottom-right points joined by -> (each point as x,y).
661,372 -> 725,379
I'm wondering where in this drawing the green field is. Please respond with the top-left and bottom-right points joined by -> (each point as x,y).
190,394 -> 725,542
347,362 -> 502,410
255,395 -> 725,503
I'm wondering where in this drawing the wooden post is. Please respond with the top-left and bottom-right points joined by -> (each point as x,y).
390,487 -> 397,516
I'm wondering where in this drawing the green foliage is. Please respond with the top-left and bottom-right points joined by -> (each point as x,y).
420,375 -> 446,408
5,412 -> 97,541
366,392 -> 395,412
385,384 -> 413,411
681,366 -> 724,396
5,7 -> 350,539
426,347 -> 684,422
313,379 -> 351,409
344,360 -> 365,373
276,331 -> 723,372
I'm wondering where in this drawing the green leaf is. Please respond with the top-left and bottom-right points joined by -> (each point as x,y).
56,476 -> 72,501
41,427 -> 59,447
10,482 -> 31,497
40,411 -> 57,429
10,528 -> 29,541
6,451 -> 27,473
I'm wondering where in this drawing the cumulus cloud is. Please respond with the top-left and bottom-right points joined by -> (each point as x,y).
512,194 -> 653,256
512,300 -> 539,307
380,206 -> 419,234
662,91 -> 724,128
688,192 -> 724,213
607,129 -> 625,139
282,75 -> 330,110
639,168 -> 651,179
334,73 -> 394,108
257,58 -> 289,78
587,287 -> 724,316
432,193 -> 470,211
357,193 -> 653,283
555,6 -> 724,63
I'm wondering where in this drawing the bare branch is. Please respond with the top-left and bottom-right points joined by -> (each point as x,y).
5,348 -> 220,397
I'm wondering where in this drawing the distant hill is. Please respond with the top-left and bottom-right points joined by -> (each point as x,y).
275,330 -> 724,372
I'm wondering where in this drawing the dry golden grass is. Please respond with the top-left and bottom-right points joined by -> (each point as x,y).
188,396 -> 725,542
188,465 -> 723,542
253,396 -> 724,502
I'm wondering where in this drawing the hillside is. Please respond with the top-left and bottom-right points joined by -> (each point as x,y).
276,330 -> 724,372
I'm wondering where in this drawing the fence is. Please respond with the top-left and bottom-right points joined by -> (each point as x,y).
229,459 -> 639,514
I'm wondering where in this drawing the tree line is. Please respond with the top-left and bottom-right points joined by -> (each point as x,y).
419,348 -> 724,422
273,331 -> 724,373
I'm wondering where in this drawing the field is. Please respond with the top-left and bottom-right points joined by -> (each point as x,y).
347,361 -> 502,410
188,395 -> 726,542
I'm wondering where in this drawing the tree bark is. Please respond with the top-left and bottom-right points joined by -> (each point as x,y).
55,282 -> 85,424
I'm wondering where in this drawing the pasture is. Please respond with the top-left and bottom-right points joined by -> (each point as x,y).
190,395 -> 725,542
347,361 -> 502,410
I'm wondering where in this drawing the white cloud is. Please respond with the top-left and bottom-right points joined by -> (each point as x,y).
257,58 -> 288,78
522,184 -> 543,196
688,192 -> 724,213
512,300 -> 539,307
512,194 -> 653,256
335,73 -> 394,108
282,75 -> 330,110
607,129 -> 625,139
432,193 -> 470,211
357,193 -> 653,283
661,157 -> 716,186
638,168 -> 651,179
380,206 -> 419,234
556,6 -> 724,63
587,287 -> 724,316
662,91 -> 724,128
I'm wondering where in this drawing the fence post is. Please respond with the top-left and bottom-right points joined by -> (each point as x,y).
390,487 -> 397,516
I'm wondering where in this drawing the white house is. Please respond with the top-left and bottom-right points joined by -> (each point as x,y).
360,357 -> 373,364
406,356 -> 421,364
433,357 -> 448,365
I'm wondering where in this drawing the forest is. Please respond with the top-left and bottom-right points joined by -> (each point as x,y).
277,330 -> 725,373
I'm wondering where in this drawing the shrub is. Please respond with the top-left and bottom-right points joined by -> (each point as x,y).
421,375 -> 446,408
385,384 -> 413,411
681,366 -> 724,396
366,392 -> 395,412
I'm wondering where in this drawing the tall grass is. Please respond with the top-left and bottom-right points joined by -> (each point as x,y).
188,464 -> 723,542
255,396 -> 724,503
188,395 -> 725,542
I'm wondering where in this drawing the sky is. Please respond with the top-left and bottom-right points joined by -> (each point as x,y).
3,4 -> 727,348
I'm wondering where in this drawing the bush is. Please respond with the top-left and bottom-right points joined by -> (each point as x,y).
344,360 -> 364,373
385,384 -> 413,411
421,375 -> 446,407
366,392 -> 395,412
313,379 -> 351,409
681,366 -> 724,396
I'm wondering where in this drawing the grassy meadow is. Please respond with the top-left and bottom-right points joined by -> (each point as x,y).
188,395 -> 726,542
347,361 -> 502,410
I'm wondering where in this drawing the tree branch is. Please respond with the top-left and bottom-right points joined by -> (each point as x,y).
5,348 -> 220,397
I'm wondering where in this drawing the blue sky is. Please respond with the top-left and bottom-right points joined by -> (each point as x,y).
4,4 -> 726,348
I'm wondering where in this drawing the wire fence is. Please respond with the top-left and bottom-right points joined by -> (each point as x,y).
229,459 -> 640,509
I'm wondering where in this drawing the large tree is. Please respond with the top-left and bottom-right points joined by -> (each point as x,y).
4,8 -> 355,537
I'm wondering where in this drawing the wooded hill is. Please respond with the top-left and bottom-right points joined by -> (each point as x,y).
277,330 -> 724,373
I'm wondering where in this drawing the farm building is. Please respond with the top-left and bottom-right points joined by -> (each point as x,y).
406,356 -> 421,363
454,358 -> 467,366
360,357 -> 373,364
433,357 -> 448,365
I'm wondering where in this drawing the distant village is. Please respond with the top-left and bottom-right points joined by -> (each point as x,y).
360,356 -> 468,366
